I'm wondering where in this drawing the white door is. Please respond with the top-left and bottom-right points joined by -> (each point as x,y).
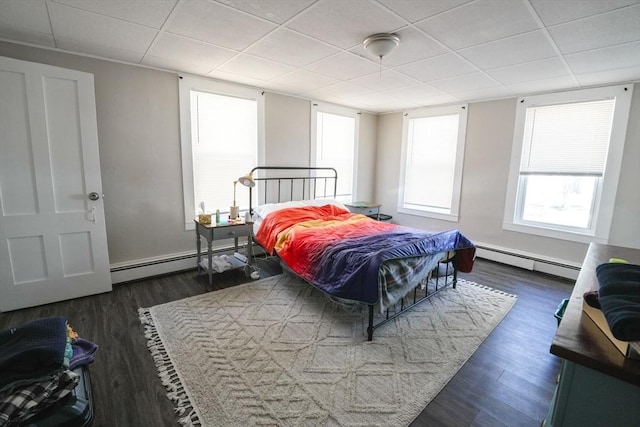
0,56 -> 112,312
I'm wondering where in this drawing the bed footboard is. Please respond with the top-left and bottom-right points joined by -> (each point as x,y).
366,257 -> 457,341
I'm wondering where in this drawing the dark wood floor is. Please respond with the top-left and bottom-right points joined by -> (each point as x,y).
0,257 -> 573,427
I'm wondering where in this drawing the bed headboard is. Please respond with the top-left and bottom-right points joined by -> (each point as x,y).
248,166 -> 338,214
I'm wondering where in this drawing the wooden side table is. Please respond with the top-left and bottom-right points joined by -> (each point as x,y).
195,220 -> 253,285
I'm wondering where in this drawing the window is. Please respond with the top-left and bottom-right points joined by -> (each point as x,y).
179,76 -> 264,230
398,104 -> 468,221
311,103 -> 358,202
504,85 -> 633,242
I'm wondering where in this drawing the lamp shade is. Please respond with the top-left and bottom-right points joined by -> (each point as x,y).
238,172 -> 255,187
363,33 -> 400,58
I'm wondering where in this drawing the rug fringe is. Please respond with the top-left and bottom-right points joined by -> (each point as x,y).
460,278 -> 517,299
138,308 -> 201,426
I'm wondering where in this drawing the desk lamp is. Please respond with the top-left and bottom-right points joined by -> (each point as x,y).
230,172 -> 256,219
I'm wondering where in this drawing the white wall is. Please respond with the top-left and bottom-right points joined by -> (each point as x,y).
375,89 -> 640,266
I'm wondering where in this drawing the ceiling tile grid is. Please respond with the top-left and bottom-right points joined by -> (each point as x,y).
0,0 -> 638,113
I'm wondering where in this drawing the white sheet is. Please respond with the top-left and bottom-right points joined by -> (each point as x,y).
251,199 -> 348,235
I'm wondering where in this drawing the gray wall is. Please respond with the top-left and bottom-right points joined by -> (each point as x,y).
0,42 -> 378,266
356,112 -> 377,202
1,41 -> 190,264
375,89 -> 640,265
3,40 -> 636,268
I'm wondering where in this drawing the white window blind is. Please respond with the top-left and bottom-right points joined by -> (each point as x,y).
403,114 -> 459,211
191,90 -> 257,214
520,99 -> 615,176
503,84 -> 633,243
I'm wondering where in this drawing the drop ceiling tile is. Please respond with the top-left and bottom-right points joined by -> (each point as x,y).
271,69 -> 338,91
143,33 -> 236,74
530,0 -> 640,26
0,27 -> 55,48
261,79 -> 303,94
380,100 -> 423,112
0,0 -> 54,46
350,69 -> 417,91
396,53 -> 476,83
305,52 -> 379,80
51,0 -> 177,29
565,41 -> 640,74
382,84 -> 445,100
343,91 -> 402,107
207,69 -> 268,87
549,5 -> 640,54
143,55 -> 211,75
452,86 -> 515,102
216,53 -> 295,80
349,26 -> 447,67
216,0 -> 316,24
575,66 -> 640,86
377,0 -> 473,23
48,2 -> 157,54
418,94 -> 462,107
245,28 -> 339,67
418,0 -> 538,50
459,31 -> 557,70
0,0 -> 52,36
486,57 -> 569,85
167,0 -> 276,50
302,82 -> 374,100
507,76 -> 579,96
54,36 -> 145,63
429,72 -> 500,93
285,0 -> 406,49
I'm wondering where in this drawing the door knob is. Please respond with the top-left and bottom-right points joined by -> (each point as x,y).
88,192 -> 100,201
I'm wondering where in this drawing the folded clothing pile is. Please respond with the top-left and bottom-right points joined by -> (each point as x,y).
596,263 -> 640,342
0,317 -> 98,426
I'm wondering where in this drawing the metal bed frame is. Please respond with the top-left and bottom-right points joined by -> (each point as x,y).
248,166 -> 458,341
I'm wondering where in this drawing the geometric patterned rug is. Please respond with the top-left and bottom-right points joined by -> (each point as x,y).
139,273 -> 516,426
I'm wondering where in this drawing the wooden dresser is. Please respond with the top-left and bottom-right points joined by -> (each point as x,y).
545,243 -> 640,426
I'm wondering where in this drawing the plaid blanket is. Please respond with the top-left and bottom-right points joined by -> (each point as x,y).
0,370 -> 79,426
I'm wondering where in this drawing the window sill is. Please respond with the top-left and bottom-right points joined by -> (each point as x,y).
502,221 -> 608,244
397,207 -> 459,222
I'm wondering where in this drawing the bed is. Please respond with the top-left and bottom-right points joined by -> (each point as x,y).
247,166 -> 476,340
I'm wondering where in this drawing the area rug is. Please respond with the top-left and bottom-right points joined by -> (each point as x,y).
139,273 -> 516,426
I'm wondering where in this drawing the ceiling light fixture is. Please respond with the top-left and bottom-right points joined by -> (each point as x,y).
363,33 -> 400,77
363,33 -> 400,59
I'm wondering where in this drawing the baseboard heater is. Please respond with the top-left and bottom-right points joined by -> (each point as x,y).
110,242 -> 580,284
474,242 -> 581,280
110,244 -> 258,284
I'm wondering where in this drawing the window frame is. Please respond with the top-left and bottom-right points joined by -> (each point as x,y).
397,104 -> 468,222
310,102 -> 359,202
179,74 -> 265,231
503,84 -> 633,243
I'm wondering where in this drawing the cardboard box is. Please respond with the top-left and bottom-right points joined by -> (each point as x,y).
582,299 -> 640,360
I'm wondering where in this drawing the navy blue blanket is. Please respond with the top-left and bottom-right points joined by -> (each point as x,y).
596,263 -> 640,342
308,228 -> 475,304
0,317 -> 68,390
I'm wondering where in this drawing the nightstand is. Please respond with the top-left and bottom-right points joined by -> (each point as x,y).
195,220 -> 253,285
345,201 -> 381,218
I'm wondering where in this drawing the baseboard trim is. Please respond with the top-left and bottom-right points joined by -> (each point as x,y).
110,251 -> 197,284
475,242 -> 581,280
110,242 -> 581,284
